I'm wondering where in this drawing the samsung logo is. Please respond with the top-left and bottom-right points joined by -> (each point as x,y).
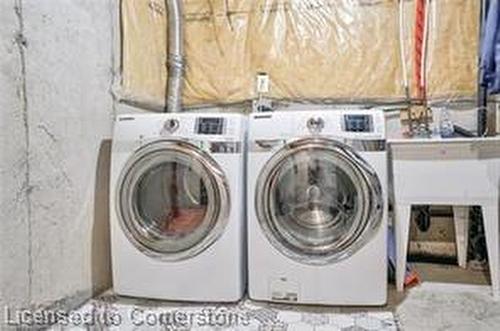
118,116 -> 135,121
254,114 -> 272,120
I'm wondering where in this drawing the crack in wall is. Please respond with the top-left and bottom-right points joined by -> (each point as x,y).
37,123 -> 58,142
109,0 -> 119,120
14,0 -> 33,304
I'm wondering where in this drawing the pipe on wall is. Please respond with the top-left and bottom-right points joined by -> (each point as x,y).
477,0 -> 489,135
165,0 -> 184,113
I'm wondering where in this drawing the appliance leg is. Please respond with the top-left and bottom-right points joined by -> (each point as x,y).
483,203 -> 500,300
453,206 -> 470,269
396,204 -> 412,292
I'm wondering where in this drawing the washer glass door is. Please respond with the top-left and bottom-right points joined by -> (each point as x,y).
118,140 -> 230,261
256,138 -> 382,265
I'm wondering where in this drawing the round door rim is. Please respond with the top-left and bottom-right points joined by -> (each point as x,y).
116,139 -> 230,261
255,137 -> 383,265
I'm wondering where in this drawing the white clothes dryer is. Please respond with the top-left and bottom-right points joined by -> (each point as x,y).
110,113 -> 246,302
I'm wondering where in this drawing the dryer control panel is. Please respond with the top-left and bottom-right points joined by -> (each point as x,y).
196,117 -> 226,135
343,114 -> 373,133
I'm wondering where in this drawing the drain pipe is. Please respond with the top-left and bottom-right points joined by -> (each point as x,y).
477,0 -> 489,136
165,0 -> 185,113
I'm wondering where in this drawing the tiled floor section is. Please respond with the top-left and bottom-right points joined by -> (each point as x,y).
47,263 -> 497,330
48,295 -> 397,331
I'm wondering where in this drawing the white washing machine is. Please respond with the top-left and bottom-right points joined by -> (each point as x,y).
247,109 -> 388,306
110,113 -> 246,302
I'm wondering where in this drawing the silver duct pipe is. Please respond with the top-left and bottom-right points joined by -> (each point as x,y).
165,0 -> 185,113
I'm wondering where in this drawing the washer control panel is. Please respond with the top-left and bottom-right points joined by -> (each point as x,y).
343,114 -> 373,133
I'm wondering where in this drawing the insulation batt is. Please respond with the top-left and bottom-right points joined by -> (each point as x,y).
120,0 -> 479,107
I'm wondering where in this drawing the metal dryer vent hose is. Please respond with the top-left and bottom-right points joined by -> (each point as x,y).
165,0 -> 185,113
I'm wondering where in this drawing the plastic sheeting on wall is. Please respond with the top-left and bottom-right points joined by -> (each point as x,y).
119,0 -> 479,108
424,0 -> 479,100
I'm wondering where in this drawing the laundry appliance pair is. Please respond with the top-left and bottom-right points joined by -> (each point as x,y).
110,110 -> 388,305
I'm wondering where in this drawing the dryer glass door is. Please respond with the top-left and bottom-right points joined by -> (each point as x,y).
117,140 -> 230,261
256,138 -> 383,265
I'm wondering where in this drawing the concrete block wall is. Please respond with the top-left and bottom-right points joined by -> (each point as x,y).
1,0 -> 115,326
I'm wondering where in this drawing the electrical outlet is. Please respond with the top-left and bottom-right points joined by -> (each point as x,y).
256,73 -> 270,94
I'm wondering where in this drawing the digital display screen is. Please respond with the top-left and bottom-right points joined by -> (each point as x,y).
196,117 -> 225,135
344,115 -> 373,133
